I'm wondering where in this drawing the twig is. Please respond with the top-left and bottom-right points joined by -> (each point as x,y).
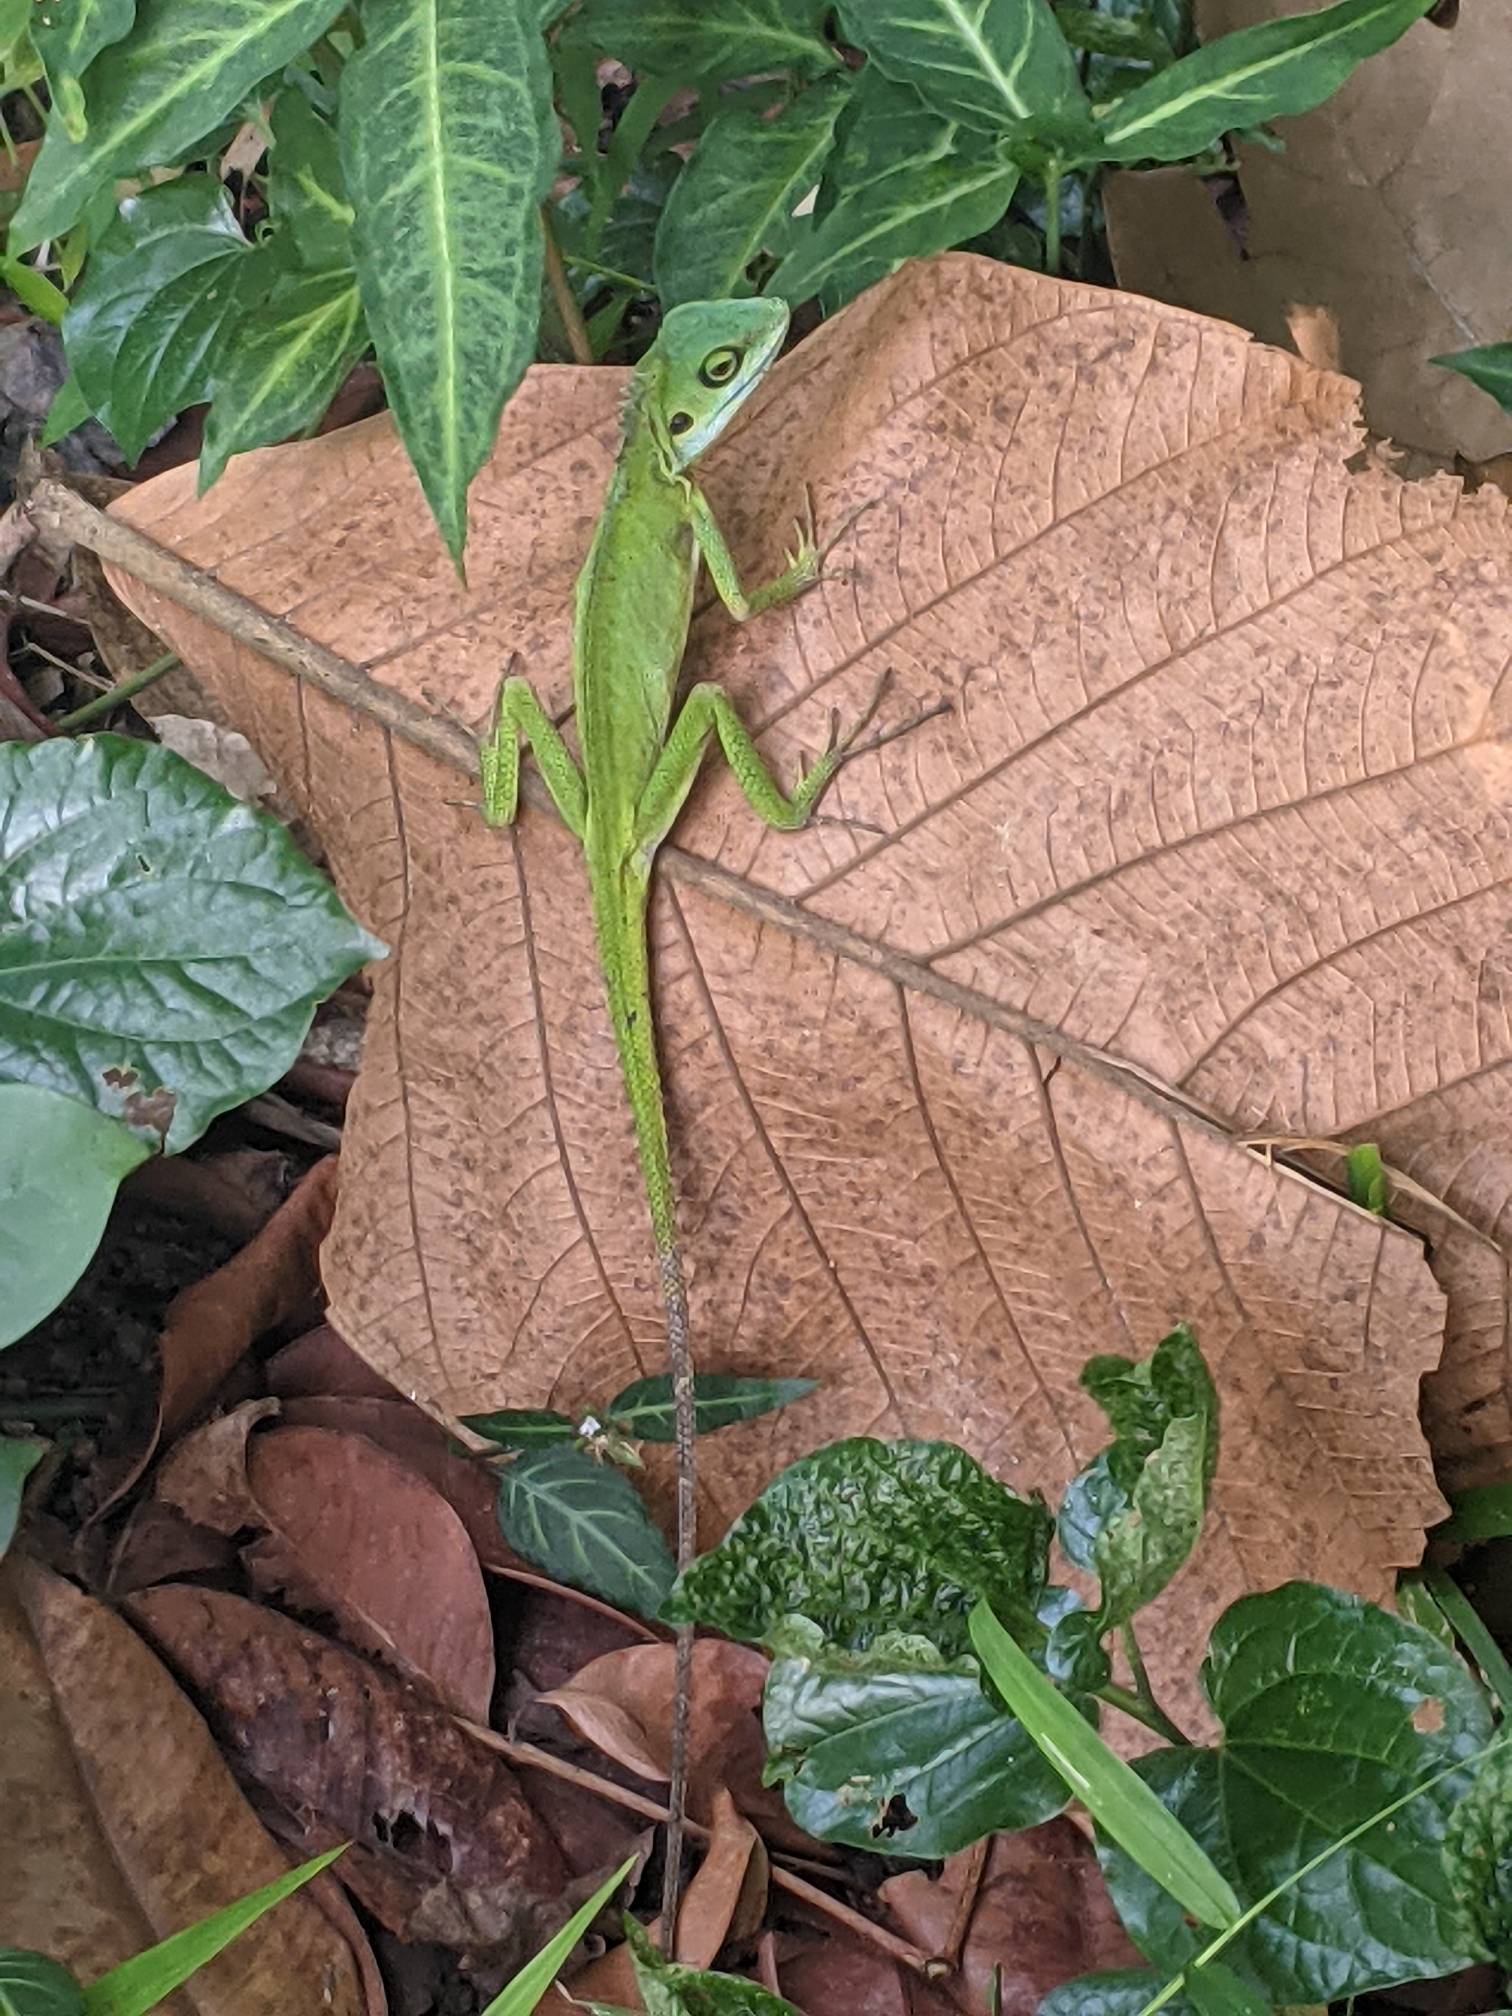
459,1718 -> 942,1978
51,649 -> 180,731
936,1835 -> 989,1970
541,207 -> 594,366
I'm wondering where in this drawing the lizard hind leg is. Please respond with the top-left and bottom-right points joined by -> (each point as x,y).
479,672 -> 588,838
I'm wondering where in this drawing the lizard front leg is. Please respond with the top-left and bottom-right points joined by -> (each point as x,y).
479,673 -> 588,839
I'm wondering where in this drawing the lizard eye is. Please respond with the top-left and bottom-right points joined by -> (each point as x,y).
698,346 -> 742,387
669,411 -> 693,435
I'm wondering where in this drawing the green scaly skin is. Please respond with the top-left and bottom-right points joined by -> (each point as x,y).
477,297 -> 939,1933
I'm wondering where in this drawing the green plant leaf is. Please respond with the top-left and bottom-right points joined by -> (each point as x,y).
1345,1140 -> 1387,1213
461,1406 -> 579,1447
39,375 -> 92,449
496,1445 -> 675,1616
32,0 -> 136,144
1097,1583 -> 1491,2002
0,1433 -> 46,1553
653,75 -> 849,307
606,1373 -> 819,1441
1444,1738 -> 1512,1971
0,1950 -> 85,2016
479,1854 -> 636,2015
1039,1971 -> 1200,2016
664,1437 -> 1050,1653
340,0 -> 559,568
81,1847 -> 344,2015
0,734 -> 383,1156
1053,6 -> 1174,63
970,1600 -> 1242,1933
197,260 -> 365,490
1089,0 -> 1434,166
837,0 -> 1088,137
0,0 -> 33,59
62,179 -> 249,465
267,90 -> 353,269
1436,1483 -> 1512,1545
0,255 -> 68,325
770,71 -> 1020,312
1434,342 -> 1512,416
560,0 -> 838,85
0,1085 -> 151,1349
763,1616 -> 1070,1857
622,1919 -> 803,2014
9,0 -> 347,250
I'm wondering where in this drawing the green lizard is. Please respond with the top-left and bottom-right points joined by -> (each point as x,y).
477,296 -> 943,1924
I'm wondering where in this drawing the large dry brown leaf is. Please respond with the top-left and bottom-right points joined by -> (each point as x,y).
1106,0 -> 1512,463
103,255 -> 1508,1704
0,1561 -> 375,2014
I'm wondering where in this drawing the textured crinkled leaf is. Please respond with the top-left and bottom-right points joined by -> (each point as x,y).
1100,1584 -> 1492,2000
1435,343 -> 1512,418
0,1086 -> 150,1348
664,1438 -> 1050,1652
1093,1412 -> 1207,1626
198,263 -> 366,491
32,0 -> 136,143
653,76 -> 850,308
763,1616 -> 1069,1856
340,0 -> 559,566
561,0 -> 838,83
1443,1736 -> 1512,1970
772,71 -> 1019,309
496,1445 -> 675,1616
0,1950 -> 84,2016
63,180 -> 249,465
10,0 -> 345,249
623,1919 -> 802,2015
267,91 -> 353,270
1091,0 -> 1434,164
607,1373 -> 818,1441
0,736 -> 383,1154
837,0 -> 1088,137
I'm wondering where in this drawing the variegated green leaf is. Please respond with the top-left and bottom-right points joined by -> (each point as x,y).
837,0 -> 1088,138
268,89 -> 353,269
1091,0 -> 1434,165
341,0 -> 559,568
32,0 -> 136,143
654,75 -> 849,305
198,262 -> 365,490
10,0 -> 346,249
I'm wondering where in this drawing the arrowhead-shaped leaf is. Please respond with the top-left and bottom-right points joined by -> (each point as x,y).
837,0 -> 1089,138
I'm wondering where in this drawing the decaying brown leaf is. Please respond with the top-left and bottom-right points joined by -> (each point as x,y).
0,1561 -> 376,2014
103,255 -> 1509,1706
127,1582 -> 573,1964
1106,0 -> 1512,462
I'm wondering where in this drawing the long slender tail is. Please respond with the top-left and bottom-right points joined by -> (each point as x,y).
595,871 -> 697,1942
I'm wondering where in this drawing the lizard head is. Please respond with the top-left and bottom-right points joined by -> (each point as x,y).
654,297 -> 791,468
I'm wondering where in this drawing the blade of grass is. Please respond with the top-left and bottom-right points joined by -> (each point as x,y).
968,1600 -> 1241,1931
480,1853 -> 637,2015
1410,1567 -> 1512,1715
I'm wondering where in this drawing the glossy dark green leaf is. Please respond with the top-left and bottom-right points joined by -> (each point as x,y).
1095,1413 -> 1206,1629
1099,1583 -> 1491,2001
622,1919 -> 803,2014
0,1434 -> 47,1552
606,1373 -> 819,1441
197,260 -> 365,490
39,375 -> 92,450
837,0 -> 1088,137
971,1602 -> 1241,1933
461,1406 -> 578,1448
497,1446 -> 675,1616
63,179 -> 249,465
1177,1963 -> 1271,2016
764,1616 -> 1069,1857
341,0 -> 563,566
561,0 -> 838,84
0,1084 -> 151,1348
267,90 -> 353,269
0,1950 -> 85,2016
1444,1738 -> 1512,1971
653,76 -> 850,306
10,0 -> 346,249
1436,1483 -> 1512,1545
663,1436 -> 1051,1653
1345,1141 -> 1387,1213
0,735 -> 383,1156
1037,1970 -> 1198,2016
1045,1607 -> 1111,1690
771,71 -> 1020,312
1090,0 -> 1434,166
32,0 -> 136,143
1080,1323 -> 1215,1463
1434,342 -> 1512,416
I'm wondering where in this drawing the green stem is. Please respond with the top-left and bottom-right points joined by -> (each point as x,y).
1122,1623 -> 1192,1744
1042,159 -> 1063,276
1417,1565 -> 1512,1714
52,650 -> 179,731
540,208 -> 593,366
1099,1675 -> 1189,1748
586,76 -> 677,260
